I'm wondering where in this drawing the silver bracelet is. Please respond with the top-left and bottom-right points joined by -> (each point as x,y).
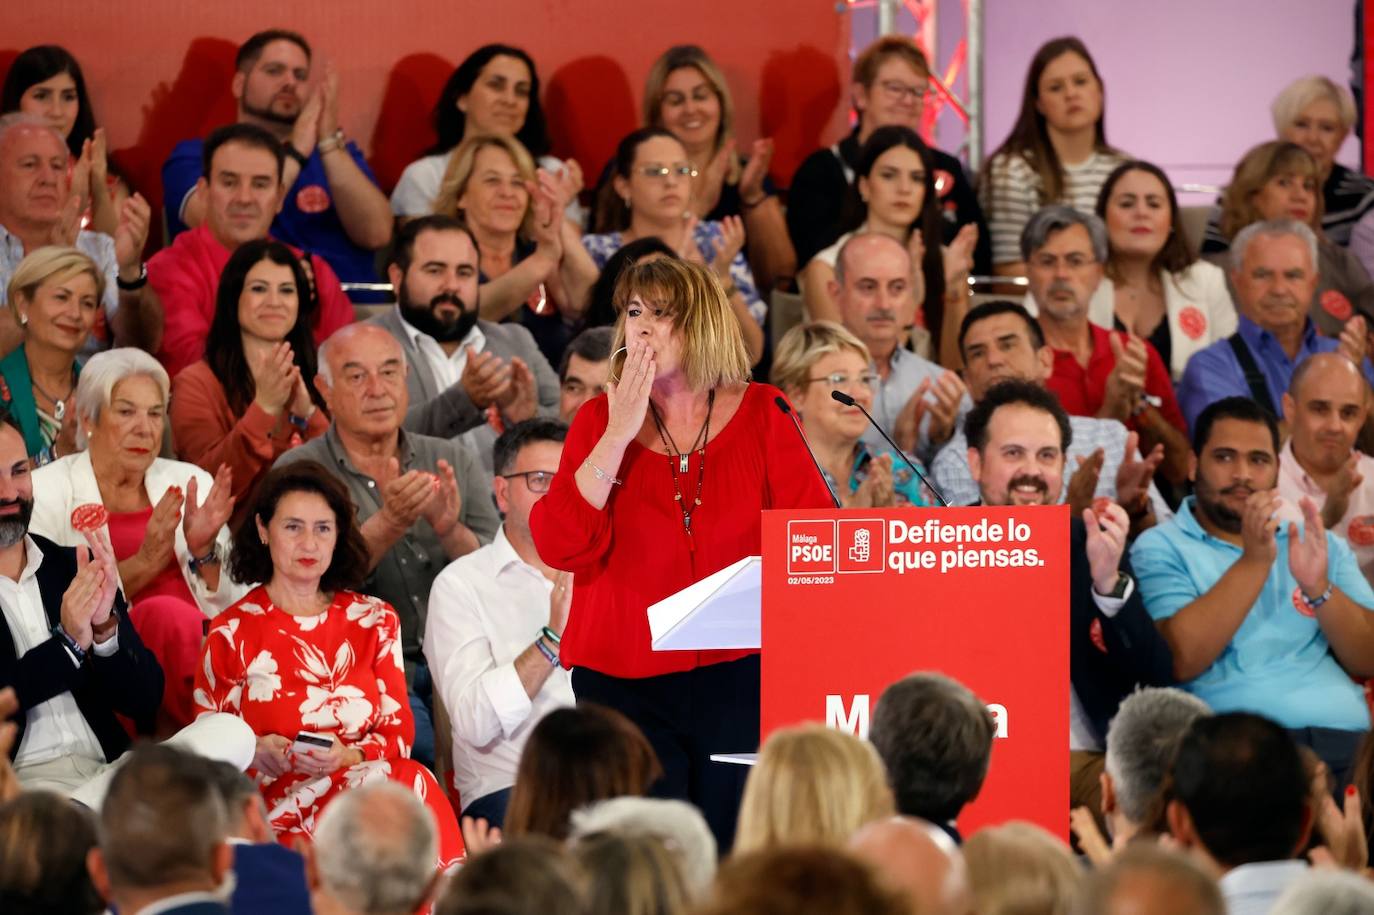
583,458 -> 622,486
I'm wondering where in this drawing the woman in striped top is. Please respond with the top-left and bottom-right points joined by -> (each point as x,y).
979,37 -> 1126,276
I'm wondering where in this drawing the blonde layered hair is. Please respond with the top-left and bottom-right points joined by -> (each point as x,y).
733,724 -> 894,853
610,258 -> 750,391
1219,141 -> 1325,239
770,321 -> 871,396
964,822 -> 1085,915
1272,75 -> 1357,134
643,45 -> 735,162
7,245 -> 105,325
433,133 -> 537,236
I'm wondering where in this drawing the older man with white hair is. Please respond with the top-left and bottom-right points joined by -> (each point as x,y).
305,781 -> 441,915
1177,218 -> 1373,431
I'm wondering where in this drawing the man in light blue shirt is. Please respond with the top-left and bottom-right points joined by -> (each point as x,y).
1132,395 -> 1374,781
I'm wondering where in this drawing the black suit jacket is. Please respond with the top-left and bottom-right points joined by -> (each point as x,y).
0,534 -> 163,762
1070,517 -> 1175,742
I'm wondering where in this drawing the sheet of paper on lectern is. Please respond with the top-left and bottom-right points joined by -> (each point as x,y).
648,555 -> 761,651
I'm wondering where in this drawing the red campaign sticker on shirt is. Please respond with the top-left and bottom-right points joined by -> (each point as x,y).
1089,618 -> 1108,654
1291,587 -> 1317,618
1177,306 -> 1207,340
1348,516 -> 1374,546
71,503 -> 109,533
933,169 -> 955,198
296,185 -> 332,214
1321,290 -> 1354,321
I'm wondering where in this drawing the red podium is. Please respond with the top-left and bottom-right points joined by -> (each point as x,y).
761,505 -> 1071,838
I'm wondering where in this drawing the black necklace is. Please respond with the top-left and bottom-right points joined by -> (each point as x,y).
649,389 -> 715,543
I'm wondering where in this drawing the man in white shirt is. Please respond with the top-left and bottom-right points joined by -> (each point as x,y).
1166,713 -> 1313,915
1278,352 -> 1374,585
369,214 -> 559,471
424,417 -> 574,827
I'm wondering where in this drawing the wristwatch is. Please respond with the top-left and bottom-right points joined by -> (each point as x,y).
116,263 -> 148,291
1095,572 -> 1132,600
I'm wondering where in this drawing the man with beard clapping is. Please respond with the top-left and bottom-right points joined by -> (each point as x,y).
371,214 -> 559,472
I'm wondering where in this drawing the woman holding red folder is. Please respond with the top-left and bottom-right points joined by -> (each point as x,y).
530,257 -> 832,849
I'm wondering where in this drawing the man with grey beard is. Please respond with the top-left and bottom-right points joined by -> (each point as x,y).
0,406 -> 164,793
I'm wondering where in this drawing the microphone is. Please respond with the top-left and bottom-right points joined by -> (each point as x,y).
830,390 -> 951,506
774,396 -> 842,509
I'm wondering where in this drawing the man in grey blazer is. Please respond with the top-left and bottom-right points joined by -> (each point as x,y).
369,215 -> 559,471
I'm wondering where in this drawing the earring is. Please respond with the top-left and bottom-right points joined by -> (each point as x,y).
18,314 -> 27,327
622,197 -> 632,210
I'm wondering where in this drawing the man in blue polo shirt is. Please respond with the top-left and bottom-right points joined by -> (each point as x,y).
1176,218 -> 1371,432
1131,395 -> 1374,783
161,29 -> 392,297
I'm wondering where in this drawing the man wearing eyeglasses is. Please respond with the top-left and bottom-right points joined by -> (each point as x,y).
423,418 -> 574,830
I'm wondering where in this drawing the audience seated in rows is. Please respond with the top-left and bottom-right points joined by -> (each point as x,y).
1167,712 -> 1314,915
867,670 -> 994,844
193,461 -> 463,864
828,232 -> 968,462
372,214 -> 558,465
0,114 -> 151,356
581,128 -> 765,364
1179,219 -> 1372,431
733,723 -> 893,853
1277,352 -> 1374,587
1022,205 -> 1190,487
162,29 -> 392,293
31,348 -> 243,731
2,45 -> 131,240
432,133 -> 595,364
788,35 -> 989,274
557,325 -> 612,422
1132,397 -> 1374,783
980,36 -> 1126,276
148,123 -> 354,378
1,245 -> 103,464
391,44 -> 583,226
773,321 -> 930,506
931,300 -> 1166,520
965,380 -> 1175,817
276,322 -> 500,766
423,418 -> 574,828
1202,140 -> 1374,337
1088,161 -> 1237,381
800,126 -> 978,367
169,239 -> 329,513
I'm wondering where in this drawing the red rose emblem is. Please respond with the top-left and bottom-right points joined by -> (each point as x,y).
1348,515 -> 1374,546
1178,306 -> 1207,340
295,185 -> 331,214
1089,618 -> 1108,654
1321,290 -> 1354,321
1292,587 -> 1316,618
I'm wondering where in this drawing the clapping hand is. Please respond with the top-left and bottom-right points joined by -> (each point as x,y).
1339,316 -> 1369,367
738,138 -> 774,205
850,453 -> 895,508
1067,448 -> 1106,517
380,458 -> 440,531
1239,490 -> 1282,567
82,527 -> 120,640
1103,335 -> 1148,421
495,357 -> 538,423
420,459 -> 463,539
0,687 -> 20,803
690,141 -> 731,218
461,348 -> 515,409
711,215 -> 746,281
183,465 -> 235,558
59,540 -> 112,650
1287,495 -> 1330,597
1084,501 -> 1130,594
114,193 -> 152,278
250,341 -> 301,417
941,223 -> 979,285
894,371 -> 966,453
1115,431 -> 1164,514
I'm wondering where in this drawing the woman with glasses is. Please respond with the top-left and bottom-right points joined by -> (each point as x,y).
432,133 -> 598,366
772,321 -> 930,507
582,128 -> 764,366
979,37 -> 1125,276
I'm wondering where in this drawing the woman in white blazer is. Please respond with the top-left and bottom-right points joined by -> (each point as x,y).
1023,161 -> 1236,381
30,348 -> 247,732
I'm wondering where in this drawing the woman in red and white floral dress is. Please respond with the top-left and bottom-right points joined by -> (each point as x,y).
193,460 -> 462,866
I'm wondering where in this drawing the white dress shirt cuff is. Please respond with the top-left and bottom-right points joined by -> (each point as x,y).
1090,575 -> 1134,618
479,664 -> 535,741
92,631 -> 120,657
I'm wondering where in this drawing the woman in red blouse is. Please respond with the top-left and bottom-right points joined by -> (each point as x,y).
529,257 -> 833,849
193,461 -> 461,866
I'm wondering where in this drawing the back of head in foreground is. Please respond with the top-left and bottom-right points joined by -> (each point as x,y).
568,796 -> 717,897
1104,688 -> 1212,834
436,835 -> 585,915
1269,869 -> 1374,915
868,671 -> 996,823
1072,844 -> 1223,915
310,781 -> 439,915
570,831 -> 693,915
1168,712 -> 1312,870
693,846 -> 909,915
964,821 -> 1085,915
0,791 -> 103,915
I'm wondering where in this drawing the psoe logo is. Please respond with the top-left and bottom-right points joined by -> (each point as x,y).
837,519 -> 885,573
787,520 -> 836,574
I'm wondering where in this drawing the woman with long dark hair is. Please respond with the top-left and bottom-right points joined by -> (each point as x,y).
1,45 -> 130,239
391,43 -> 582,225
979,37 -> 1125,275
799,126 -> 974,366
169,239 -> 327,511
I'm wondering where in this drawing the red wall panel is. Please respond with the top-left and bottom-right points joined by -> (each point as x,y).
2,2 -> 849,240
